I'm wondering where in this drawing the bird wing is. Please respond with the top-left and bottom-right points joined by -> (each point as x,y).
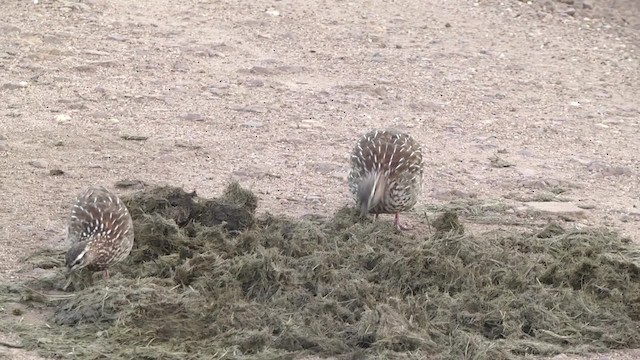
66,187 -> 131,245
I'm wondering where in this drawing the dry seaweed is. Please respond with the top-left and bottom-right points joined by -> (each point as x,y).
2,182 -> 640,360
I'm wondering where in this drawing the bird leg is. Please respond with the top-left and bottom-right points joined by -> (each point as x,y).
103,269 -> 110,280
394,213 -> 412,231
373,214 -> 379,222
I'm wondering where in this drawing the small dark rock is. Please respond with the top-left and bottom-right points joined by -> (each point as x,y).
50,169 -> 65,176
175,141 -> 202,150
121,135 -> 149,141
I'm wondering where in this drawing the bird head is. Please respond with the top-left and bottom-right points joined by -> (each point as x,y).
357,171 -> 387,217
65,241 -> 93,273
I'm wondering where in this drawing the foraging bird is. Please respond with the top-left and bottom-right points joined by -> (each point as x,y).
64,186 -> 134,280
348,129 -> 423,231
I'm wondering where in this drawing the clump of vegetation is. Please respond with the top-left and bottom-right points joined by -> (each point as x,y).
2,182 -> 640,360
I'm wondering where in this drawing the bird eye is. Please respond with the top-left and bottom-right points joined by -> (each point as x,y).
72,258 -> 83,268
67,250 -> 86,270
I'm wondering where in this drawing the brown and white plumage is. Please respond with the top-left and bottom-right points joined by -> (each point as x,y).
64,186 -> 134,280
348,129 -> 423,230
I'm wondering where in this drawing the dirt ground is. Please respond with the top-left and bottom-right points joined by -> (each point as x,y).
0,0 -> 638,359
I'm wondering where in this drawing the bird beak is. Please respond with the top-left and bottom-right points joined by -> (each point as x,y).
358,171 -> 383,218
360,200 -> 370,218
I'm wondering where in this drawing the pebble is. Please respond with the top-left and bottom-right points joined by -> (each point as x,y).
230,105 -> 267,114
602,119 -> 623,125
245,66 -> 274,75
265,8 -> 280,16
28,160 -> 48,169
0,25 -> 20,34
293,119 -> 324,129
72,65 -> 97,72
207,88 -> 225,96
244,79 -> 264,88
175,141 -> 201,150
571,156 -> 592,166
313,162 -> 342,174
205,50 -> 226,58
84,49 -> 111,56
515,167 -> 537,177
107,33 -> 128,42
89,111 -> 109,118
90,60 -> 119,68
55,114 -> 72,123
489,155 -> 514,168
586,161 -> 632,176
114,180 -> 145,190
576,201 -> 597,209
525,202 -> 587,218
43,35 -> 63,44
2,81 -> 28,90
241,65 -> 304,76
431,189 -> 476,200
243,121 -> 264,128
518,178 -> 562,190
173,62 -> 189,72
121,135 -> 149,141
62,1 -> 90,11
180,113 -> 206,121
232,167 -> 278,180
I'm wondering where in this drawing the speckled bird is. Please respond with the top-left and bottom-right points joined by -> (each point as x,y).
348,129 -> 423,230
64,186 -> 134,280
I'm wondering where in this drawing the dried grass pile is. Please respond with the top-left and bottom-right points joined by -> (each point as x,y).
1,183 -> 640,360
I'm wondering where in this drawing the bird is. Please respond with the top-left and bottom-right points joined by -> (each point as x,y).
348,129 -> 423,231
64,186 -> 134,281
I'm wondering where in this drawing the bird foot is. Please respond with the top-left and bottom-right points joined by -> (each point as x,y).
394,214 -> 413,231
103,269 -> 110,280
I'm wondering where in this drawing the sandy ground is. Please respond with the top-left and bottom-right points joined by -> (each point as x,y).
0,0 -> 638,358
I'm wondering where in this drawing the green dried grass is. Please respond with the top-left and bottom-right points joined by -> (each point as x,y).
2,182 -> 640,360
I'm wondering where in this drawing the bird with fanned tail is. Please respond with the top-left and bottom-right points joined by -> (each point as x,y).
348,129 -> 423,231
64,186 -> 134,283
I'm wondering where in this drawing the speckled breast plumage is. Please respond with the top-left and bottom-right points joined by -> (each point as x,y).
66,186 -> 135,271
348,129 -> 424,214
